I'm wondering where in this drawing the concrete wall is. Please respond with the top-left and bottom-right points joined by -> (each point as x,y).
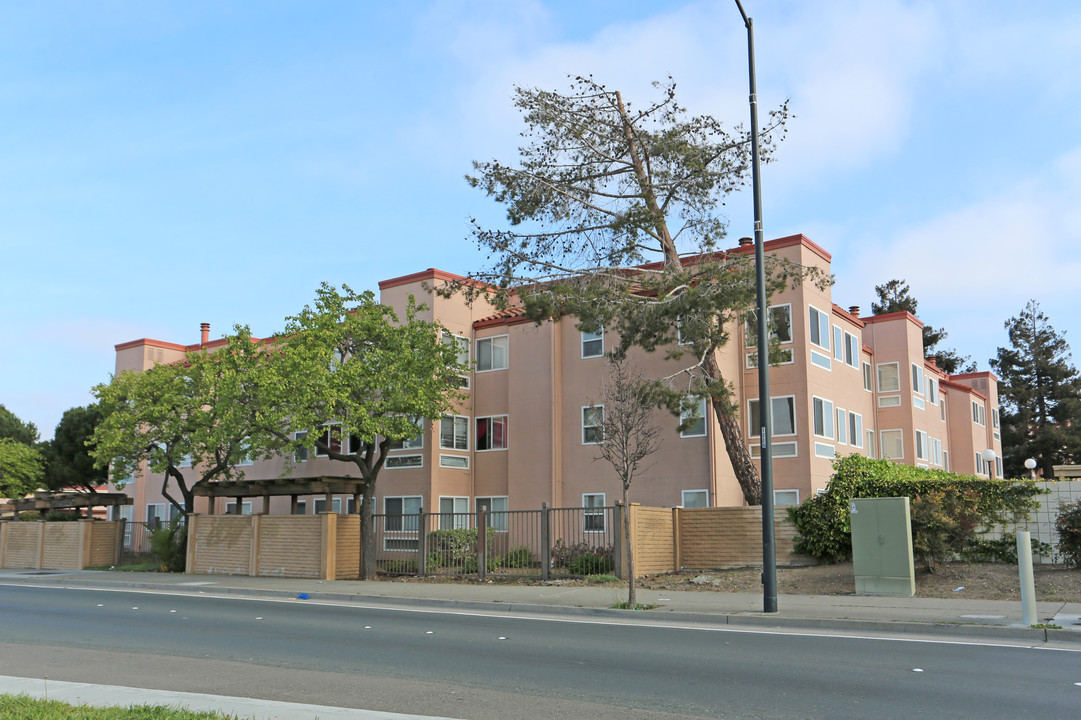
0,520 -> 122,570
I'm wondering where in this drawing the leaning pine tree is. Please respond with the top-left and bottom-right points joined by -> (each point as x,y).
452,75 -> 817,504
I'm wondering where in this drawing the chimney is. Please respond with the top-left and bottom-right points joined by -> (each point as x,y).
738,236 -> 753,247
200,323 -> 210,345
848,305 -> 860,317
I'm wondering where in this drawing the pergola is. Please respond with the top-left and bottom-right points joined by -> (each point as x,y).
9,491 -> 133,519
192,476 -> 368,515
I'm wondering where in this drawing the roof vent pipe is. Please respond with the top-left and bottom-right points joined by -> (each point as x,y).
849,305 -> 860,317
738,236 -> 753,247
200,323 -> 210,345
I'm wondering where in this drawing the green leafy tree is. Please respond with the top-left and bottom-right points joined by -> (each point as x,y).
870,279 -> 973,373
269,283 -> 466,580
0,438 -> 43,499
592,357 -> 662,607
92,327 -> 278,518
0,404 -> 39,445
458,75 -> 810,505
40,404 -> 107,493
990,300 -> 1081,478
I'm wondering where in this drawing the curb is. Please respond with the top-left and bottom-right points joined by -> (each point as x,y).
10,575 -> 1080,645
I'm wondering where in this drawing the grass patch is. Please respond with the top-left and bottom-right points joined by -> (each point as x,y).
585,574 -> 618,584
611,601 -> 658,610
0,694 -> 240,718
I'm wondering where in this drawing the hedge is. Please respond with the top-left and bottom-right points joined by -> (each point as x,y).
787,454 -> 1046,562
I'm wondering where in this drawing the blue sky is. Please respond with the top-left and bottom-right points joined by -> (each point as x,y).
2,0 -> 1079,439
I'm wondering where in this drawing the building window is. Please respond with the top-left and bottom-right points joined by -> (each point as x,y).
911,363 -> 924,397
581,328 -> 604,358
808,306 -> 830,350
878,395 -> 902,408
877,363 -> 900,393
439,496 -> 470,530
440,415 -> 469,451
386,454 -> 422,469
745,304 -> 793,348
833,326 -> 843,361
926,377 -> 938,406
476,496 -> 508,532
443,332 -> 470,387
224,501 -> 252,515
476,335 -> 509,372
814,442 -> 835,458
682,489 -> 709,508
880,429 -> 903,460
750,442 -> 798,458
915,430 -> 927,461
314,497 -> 342,514
849,412 -> 863,449
746,348 -> 795,368
315,423 -> 343,456
582,405 -> 604,445
810,350 -> 832,370
972,401 -> 986,426
293,500 -> 307,515
294,431 -> 308,463
940,401 -> 947,422
836,408 -> 847,445
476,415 -> 508,451
748,396 -> 797,438
992,408 -> 1000,429
812,397 -> 834,439
146,503 -> 173,525
774,489 -> 800,506
583,493 -> 606,532
863,362 -> 873,391
680,397 -> 708,438
932,437 -> 942,466
384,496 -> 422,532
438,454 -> 469,469
845,333 -> 859,368
866,429 -> 876,458
389,419 -> 424,451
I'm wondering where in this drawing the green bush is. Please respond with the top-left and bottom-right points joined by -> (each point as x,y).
964,533 -> 1052,563
788,455 -> 1046,562
910,489 -> 981,571
148,517 -> 187,572
44,511 -> 81,521
552,540 -> 615,576
380,558 -> 418,574
498,545 -> 536,569
1055,501 -> 1081,568
426,526 -> 496,572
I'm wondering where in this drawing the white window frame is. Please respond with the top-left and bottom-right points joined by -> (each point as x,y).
749,442 -> 798,459
915,430 -> 927,461
582,493 -> 606,532
439,496 -> 470,530
744,304 -> 794,348
582,405 -> 604,445
865,429 -> 876,458
475,335 -> 509,372
475,415 -> 509,451
877,362 -> 900,392
774,489 -> 800,506
680,397 -> 708,438
849,412 -> 863,449
389,419 -> 424,451
808,305 -> 830,351
314,497 -> 343,514
224,501 -> 253,515
443,332 -> 470,388
681,489 -> 709,508
476,496 -> 508,532
748,396 -> 797,438
440,415 -> 469,451
833,326 -> 843,361
438,454 -> 469,469
844,332 -> 859,368
293,430 -> 309,463
812,396 -> 834,440
880,429 -> 903,460
581,328 -> 604,358
384,495 -> 422,533
386,454 -> 423,469
926,377 -> 938,406
315,422 -> 343,457
862,362 -> 873,392
911,363 -> 925,397
836,408 -> 847,445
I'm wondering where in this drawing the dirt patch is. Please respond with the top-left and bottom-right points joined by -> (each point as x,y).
633,562 -> 1081,601
386,563 -> 1081,602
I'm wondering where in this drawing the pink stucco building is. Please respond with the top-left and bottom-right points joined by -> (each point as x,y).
111,234 -> 1002,524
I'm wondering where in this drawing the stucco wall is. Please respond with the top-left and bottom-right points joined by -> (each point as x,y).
191,515 -> 253,575
1,522 -> 41,568
41,522 -> 82,570
255,516 -> 322,578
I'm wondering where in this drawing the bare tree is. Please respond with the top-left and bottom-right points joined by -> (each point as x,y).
592,357 -> 662,607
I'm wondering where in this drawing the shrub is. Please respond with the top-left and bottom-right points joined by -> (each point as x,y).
964,533 -> 1052,563
148,517 -> 187,572
44,511 -> 81,521
380,558 -> 418,574
426,527 -> 496,572
551,540 -> 615,576
910,489 -> 981,571
788,455 -> 1046,562
1055,501 -> 1081,568
498,545 -> 536,569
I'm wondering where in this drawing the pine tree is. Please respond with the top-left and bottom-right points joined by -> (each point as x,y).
990,300 -> 1081,478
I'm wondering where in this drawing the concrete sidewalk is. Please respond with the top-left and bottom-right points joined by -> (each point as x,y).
4,567 -> 1080,642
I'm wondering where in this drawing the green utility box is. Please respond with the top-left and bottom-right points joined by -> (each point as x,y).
850,497 -> 915,597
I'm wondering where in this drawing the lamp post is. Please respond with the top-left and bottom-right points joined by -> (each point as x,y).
982,448 -> 997,480
734,0 -> 777,614
1024,458 -> 1037,480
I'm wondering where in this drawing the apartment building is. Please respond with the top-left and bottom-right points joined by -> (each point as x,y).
110,234 -> 1002,523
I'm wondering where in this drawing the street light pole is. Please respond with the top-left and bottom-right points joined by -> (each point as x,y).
734,0 -> 777,614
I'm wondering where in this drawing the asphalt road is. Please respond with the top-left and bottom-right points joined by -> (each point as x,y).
1,584 -> 1079,719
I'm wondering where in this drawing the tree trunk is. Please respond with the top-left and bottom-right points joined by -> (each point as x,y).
623,487 -> 635,607
359,481 -> 376,580
711,404 -> 762,505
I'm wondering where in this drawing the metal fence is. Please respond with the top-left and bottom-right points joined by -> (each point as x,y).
372,504 -> 621,579
114,519 -> 187,569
